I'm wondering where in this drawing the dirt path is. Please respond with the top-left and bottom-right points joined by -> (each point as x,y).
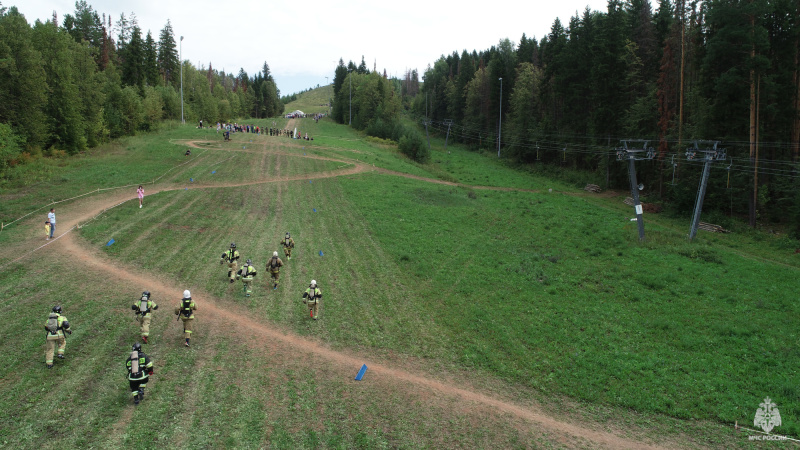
12,140 -> 672,449
54,225 -> 661,449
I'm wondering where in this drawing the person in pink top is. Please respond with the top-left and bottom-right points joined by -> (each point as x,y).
137,185 -> 144,208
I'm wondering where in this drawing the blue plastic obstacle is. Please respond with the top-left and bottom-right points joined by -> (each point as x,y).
190,178 -> 193,182
355,364 -> 368,381
313,208 -> 316,212
211,170 -> 216,174
106,238 -> 115,246
309,180 -> 312,184
319,251 -> 324,256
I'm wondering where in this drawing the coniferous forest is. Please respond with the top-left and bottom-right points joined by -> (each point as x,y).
331,0 -> 800,237
0,2 -> 282,164
3,0 -> 800,237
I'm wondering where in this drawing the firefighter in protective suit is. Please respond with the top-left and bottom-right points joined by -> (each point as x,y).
126,342 -> 153,404
266,251 -> 284,290
174,290 -> 197,347
302,280 -> 322,320
282,232 -> 295,260
236,259 -> 257,296
44,305 -> 72,368
220,243 -> 240,283
131,291 -> 158,343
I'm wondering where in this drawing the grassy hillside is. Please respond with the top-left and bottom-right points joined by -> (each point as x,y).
284,85 -> 333,116
1,97 -> 798,447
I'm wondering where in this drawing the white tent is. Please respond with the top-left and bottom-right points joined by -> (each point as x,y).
291,110 -> 305,117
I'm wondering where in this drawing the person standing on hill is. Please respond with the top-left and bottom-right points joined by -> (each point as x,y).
220,243 -> 240,283
47,208 -> 56,240
44,305 -> 72,368
237,259 -> 258,297
174,290 -> 197,347
266,251 -> 284,290
132,291 -> 158,344
282,232 -> 295,260
137,185 -> 144,208
126,343 -> 153,405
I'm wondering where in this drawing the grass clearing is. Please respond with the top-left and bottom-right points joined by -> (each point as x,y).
2,98 -> 798,447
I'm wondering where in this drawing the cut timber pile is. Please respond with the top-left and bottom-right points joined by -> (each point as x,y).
698,222 -> 730,233
584,184 -> 602,193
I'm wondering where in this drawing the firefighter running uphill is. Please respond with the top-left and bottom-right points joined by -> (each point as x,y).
131,291 -> 158,343
220,243 -> 240,283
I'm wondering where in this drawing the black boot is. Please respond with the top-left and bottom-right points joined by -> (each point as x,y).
134,394 -> 140,405
138,388 -> 145,400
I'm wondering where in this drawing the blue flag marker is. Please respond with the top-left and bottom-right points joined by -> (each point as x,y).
211,170 -> 216,174
185,188 -> 188,190
190,178 -> 193,182
355,364 -> 368,381
313,208 -> 316,212
106,239 -> 115,246
243,146 -> 246,149
319,251 -> 324,256
309,180 -> 312,184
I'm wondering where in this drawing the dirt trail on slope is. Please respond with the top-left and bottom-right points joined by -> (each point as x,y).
10,139 -> 674,448
54,228 -> 662,449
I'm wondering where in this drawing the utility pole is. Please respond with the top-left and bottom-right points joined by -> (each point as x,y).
349,73 -> 352,126
497,77 -> 503,158
616,140 -> 655,241
180,36 -> 184,124
443,119 -> 453,152
687,140 -> 727,240
423,119 -> 431,150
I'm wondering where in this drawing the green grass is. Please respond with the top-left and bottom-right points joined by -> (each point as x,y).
2,91 -> 799,447
284,85 -> 333,116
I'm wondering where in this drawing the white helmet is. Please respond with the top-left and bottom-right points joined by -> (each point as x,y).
310,280 -> 316,286
273,251 -> 278,257
183,290 -> 191,298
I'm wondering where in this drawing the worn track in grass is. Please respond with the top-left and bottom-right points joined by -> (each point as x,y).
15,139 -> 671,449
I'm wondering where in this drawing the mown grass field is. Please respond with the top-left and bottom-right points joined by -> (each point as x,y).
1,90 -> 798,448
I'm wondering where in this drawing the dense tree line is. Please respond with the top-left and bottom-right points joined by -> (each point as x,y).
412,0 -> 800,234
331,57 -> 428,162
0,2 -> 282,172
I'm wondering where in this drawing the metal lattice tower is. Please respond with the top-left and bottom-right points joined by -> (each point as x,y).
686,140 -> 727,240
616,140 -> 655,241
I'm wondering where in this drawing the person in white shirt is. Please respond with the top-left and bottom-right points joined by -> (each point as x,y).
47,208 -> 56,240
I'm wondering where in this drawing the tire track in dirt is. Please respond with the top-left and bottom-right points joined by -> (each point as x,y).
34,145 -> 666,449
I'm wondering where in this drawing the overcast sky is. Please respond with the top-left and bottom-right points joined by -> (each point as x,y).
14,0 -> 613,96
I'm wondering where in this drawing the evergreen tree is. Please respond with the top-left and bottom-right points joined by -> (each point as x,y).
157,20 -> 178,85
143,31 -> 159,87
0,7 -> 48,148
121,25 -> 145,91
32,20 -> 86,153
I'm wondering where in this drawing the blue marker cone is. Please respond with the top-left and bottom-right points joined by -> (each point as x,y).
185,188 -> 188,190
355,364 -> 368,381
313,208 -> 316,212
106,238 -> 115,246
211,170 -> 216,174
319,251 -> 324,256
190,178 -> 193,182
